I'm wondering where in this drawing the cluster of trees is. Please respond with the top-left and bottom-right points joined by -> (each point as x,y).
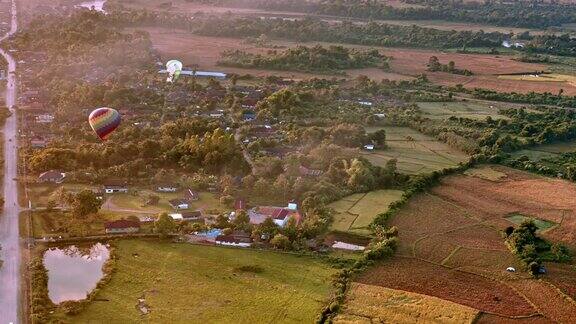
193,17 -> 505,50
184,0 -> 576,28
427,56 -> 472,76
471,88 -> 576,107
505,220 -> 570,275
218,45 -> 389,74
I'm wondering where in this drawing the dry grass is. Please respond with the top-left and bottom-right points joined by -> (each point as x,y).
334,283 -> 479,324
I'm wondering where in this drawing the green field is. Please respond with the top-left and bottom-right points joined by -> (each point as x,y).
329,190 -> 404,235
416,101 -> 508,121
506,213 -> 557,231
26,183 -> 97,208
464,166 -> 507,182
52,240 -> 336,323
362,127 -> 469,174
105,191 -> 226,214
511,140 -> 576,161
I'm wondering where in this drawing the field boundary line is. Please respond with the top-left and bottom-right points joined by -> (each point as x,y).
540,279 -> 576,307
425,192 -> 484,222
440,246 -> 462,266
345,193 -> 367,231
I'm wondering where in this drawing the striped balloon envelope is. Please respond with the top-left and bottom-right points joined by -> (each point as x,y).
88,107 -> 121,141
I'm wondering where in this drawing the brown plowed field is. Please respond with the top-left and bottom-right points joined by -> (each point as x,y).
357,257 -> 538,317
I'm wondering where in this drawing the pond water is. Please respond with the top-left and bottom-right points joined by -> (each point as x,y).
44,243 -> 110,304
75,0 -> 107,13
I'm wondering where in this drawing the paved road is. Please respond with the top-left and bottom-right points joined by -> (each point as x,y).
0,0 -> 19,322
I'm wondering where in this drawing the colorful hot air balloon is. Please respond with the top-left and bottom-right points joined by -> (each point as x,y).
89,107 -> 121,141
166,59 -> 183,83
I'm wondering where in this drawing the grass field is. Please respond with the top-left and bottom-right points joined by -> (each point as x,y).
416,101 -> 508,120
463,165 -> 508,181
361,127 -> 469,174
506,213 -> 557,231
328,190 -> 404,235
512,140 -> 576,162
52,240 -> 336,323
334,283 -> 479,323
26,183 -> 97,208
104,190 -> 225,214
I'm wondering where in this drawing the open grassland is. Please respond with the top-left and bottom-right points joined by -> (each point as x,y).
52,240 -> 336,323
356,257 -> 537,317
334,283 -> 479,324
416,100 -> 509,120
361,126 -> 469,174
328,190 -> 404,235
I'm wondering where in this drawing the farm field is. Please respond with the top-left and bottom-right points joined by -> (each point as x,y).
431,166 -> 576,245
498,72 -> 576,83
361,126 -> 469,174
51,240 -> 337,323
328,190 -> 404,235
132,26 -> 576,94
356,257 -> 537,317
352,165 -> 576,322
511,139 -> 576,161
505,213 -> 557,231
334,283 -> 479,323
416,100 -> 508,120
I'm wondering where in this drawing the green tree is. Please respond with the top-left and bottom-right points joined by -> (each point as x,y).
233,210 -> 252,231
154,213 -> 176,238
270,233 -> 291,250
71,190 -> 102,218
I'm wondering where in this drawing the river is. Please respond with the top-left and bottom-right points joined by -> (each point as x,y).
0,0 -> 19,322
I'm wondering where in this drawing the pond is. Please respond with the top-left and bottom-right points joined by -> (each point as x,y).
75,0 -> 107,13
44,243 -> 110,304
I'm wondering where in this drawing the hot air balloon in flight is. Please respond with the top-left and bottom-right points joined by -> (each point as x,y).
166,59 -> 183,83
88,107 -> 121,141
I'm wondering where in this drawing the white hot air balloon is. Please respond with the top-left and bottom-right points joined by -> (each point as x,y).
166,59 -> 183,83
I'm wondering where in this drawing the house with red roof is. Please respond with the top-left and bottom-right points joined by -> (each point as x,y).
105,219 -> 140,234
248,201 -> 301,227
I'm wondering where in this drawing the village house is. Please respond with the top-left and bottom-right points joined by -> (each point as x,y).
30,136 -> 47,149
169,211 -> 203,222
185,189 -> 200,201
234,198 -> 246,210
169,199 -> 189,210
248,201 -> 302,227
35,113 -> 54,124
103,181 -> 129,194
215,231 -> 252,248
104,219 -> 140,234
157,183 -> 179,192
38,170 -> 66,183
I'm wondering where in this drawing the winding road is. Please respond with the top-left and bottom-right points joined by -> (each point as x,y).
0,0 -> 19,322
